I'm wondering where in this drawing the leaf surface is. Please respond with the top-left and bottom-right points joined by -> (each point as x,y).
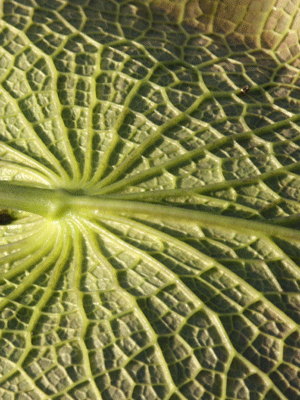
0,1 -> 300,399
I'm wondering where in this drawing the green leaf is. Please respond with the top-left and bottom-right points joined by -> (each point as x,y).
0,1 -> 300,399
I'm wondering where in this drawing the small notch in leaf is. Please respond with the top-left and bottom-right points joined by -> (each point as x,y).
0,210 -> 14,225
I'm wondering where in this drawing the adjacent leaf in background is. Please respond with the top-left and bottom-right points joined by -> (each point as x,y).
0,0 -> 300,399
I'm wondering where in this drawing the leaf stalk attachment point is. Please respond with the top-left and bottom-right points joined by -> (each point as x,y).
0,181 -> 70,220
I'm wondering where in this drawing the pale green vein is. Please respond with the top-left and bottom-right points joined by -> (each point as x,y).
84,214 -> 290,399
261,235 -> 300,281
96,159 -> 300,214
88,72 -> 166,188
48,31 -> 98,185
0,87 -> 71,185
94,212 -> 300,331
0,224 -> 68,393
83,37 -> 172,187
83,216 -> 236,352
103,189 -> 264,219
0,182 -> 300,242
0,225 -> 58,309
73,197 -> 300,242
77,60 -> 98,186
0,218 -> 44,247
0,161 -> 56,186
92,115 -> 300,196
79,217 -> 230,395
0,86 -> 71,182
90,93 -> 211,194
0,21 -> 84,183
272,1 -> 300,54
0,141 -> 63,184
0,227 -> 53,281
69,221 -> 104,400
75,217 -> 177,394
95,216 -> 299,400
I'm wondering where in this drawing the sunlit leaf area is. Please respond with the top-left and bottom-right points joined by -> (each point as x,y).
0,1 -> 300,399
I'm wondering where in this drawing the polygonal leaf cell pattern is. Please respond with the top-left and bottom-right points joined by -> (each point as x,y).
0,1 -> 299,400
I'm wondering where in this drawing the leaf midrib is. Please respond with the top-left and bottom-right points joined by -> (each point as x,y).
1,181 -> 300,242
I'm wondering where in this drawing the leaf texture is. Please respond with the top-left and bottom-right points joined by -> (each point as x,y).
0,1 -> 300,399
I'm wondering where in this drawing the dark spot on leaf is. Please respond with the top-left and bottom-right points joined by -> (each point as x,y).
0,211 -> 14,225
240,85 -> 251,95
